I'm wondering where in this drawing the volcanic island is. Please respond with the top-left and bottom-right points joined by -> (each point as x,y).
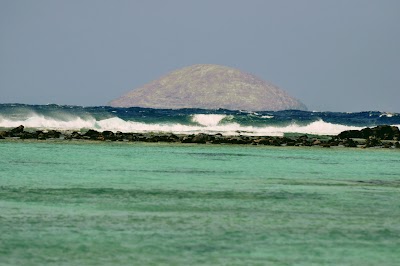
109,64 -> 307,111
3,64 -> 400,147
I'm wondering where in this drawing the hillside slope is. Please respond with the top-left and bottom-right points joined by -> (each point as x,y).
109,64 -> 307,111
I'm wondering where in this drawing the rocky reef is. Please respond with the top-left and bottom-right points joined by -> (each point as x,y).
1,125 -> 399,149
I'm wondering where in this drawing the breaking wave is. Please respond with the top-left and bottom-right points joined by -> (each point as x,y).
0,104 -> 399,136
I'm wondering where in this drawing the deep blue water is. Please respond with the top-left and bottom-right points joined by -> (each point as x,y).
1,104 -> 399,136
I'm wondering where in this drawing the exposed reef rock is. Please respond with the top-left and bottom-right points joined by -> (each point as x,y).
2,125 -> 399,149
109,64 -> 307,111
338,125 -> 400,140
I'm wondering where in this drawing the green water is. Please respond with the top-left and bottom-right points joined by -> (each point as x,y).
1,140 -> 399,265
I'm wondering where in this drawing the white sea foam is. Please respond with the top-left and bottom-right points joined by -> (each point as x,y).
192,114 -> 228,126
265,120 -> 364,136
0,113 -> 368,136
94,117 -> 199,133
379,112 -> 394,118
0,114 -> 95,130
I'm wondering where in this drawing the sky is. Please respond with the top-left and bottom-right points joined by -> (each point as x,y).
1,0 -> 399,112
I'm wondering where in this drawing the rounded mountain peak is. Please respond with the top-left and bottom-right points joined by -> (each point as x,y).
109,64 -> 307,111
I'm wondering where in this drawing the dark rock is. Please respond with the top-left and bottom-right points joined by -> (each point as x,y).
146,135 -> 161,142
168,134 -> 180,142
338,130 -> 362,139
10,125 -> 24,134
383,142 -> 392,149
153,135 -> 167,142
87,129 -> 99,136
254,137 -> 270,145
275,137 -> 296,146
101,131 -> 115,141
37,132 -> 46,140
338,126 -> 400,141
360,127 -> 373,138
115,131 -> 125,141
371,125 -> 395,140
136,134 -> 149,142
286,140 -> 296,146
270,138 -> 282,146
237,136 -> 252,144
6,123 -> 399,149
224,137 -> 237,144
150,134 -> 177,143
343,138 -> 358,148
123,133 -> 136,142
338,127 -> 373,139
71,131 -> 82,139
211,135 -> 226,144
296,135 -> 311,146
299,135 -> 308,140
235,138 -> 247,144
84,129 -> 101,140
47,130 -> 61,139
365,136 -> 382,147
191,133 -> 209,144
0,131 -> 8,138
328,137 -> 339,146
181,135 -> 194,143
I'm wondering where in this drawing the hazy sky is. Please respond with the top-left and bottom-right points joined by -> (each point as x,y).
1,0 -> 399,112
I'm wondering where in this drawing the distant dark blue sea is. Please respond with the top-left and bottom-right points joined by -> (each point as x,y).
0,104 -> 399,136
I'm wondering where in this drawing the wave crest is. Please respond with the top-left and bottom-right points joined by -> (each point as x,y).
0,112 -> 365,136
1,105 -> 398,136
192,114 -> 228,126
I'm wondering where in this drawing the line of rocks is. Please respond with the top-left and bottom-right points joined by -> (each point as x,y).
1,125 -> 399,149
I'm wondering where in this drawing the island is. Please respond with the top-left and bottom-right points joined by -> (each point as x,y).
109,64 -> 307,111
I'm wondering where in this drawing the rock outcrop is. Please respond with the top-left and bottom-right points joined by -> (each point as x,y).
109,64 -> 307,111
2,125 -> 400,149
338,125 -> 400,140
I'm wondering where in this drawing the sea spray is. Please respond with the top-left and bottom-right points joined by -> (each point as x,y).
192,114 -> 229,126
1,104 -> 399,136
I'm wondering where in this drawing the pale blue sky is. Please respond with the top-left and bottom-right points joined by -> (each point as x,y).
1,0 -> 399,112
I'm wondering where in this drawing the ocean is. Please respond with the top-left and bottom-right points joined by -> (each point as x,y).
1,104 -> 400,265
1,104 -> 400,136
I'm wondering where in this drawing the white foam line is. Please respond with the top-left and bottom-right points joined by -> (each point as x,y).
0,113 -> 371,136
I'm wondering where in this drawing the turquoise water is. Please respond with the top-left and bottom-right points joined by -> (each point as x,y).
1,140 -> 400,265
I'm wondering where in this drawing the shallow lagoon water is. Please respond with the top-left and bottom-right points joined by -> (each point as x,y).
1,140 -> 400,265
